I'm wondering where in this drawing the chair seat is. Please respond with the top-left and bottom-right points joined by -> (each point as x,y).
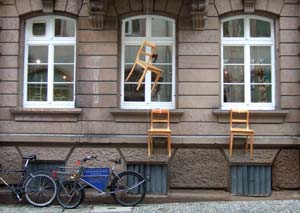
137,60 -> 163,73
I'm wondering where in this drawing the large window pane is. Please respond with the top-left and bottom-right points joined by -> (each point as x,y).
28,46 -> 48,63
250,19 -> 270,37
125,18 -> 146,37
54,46 -> 74,63
223,19 -> 244,37
124,84 -> 145,101
54,65 -> 74,82
27,84 -> 47,101
251,85 -> 271,102
151,18 -> 173,37
28,65 -> 48,82
250,65 -> 271,83
250,46 -> 271,64
53,84 -> 73,101
223,46 -> 244,64
223,85 -> 244,102
223,65 -> 244,83
151,84 -> 172,102
55,19 -> 75,37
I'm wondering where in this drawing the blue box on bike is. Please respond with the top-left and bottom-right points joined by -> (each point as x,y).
81,168 -> 110,191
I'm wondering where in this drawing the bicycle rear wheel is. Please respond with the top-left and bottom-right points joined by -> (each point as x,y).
57,180 -> 85,209
111,171 -> 146,206
24,173 -> 57,207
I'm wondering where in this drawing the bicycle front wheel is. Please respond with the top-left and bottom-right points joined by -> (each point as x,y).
111,171 -> 146,206
24,173 -> 57,207
57,180 -> 85,209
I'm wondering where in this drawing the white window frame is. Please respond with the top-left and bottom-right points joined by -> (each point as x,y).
24,15 -> 76,108
121,15 -> 176,109
221,15 -> 275,110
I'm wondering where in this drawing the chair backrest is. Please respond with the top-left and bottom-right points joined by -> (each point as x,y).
150,109 -> 170,129
135,40 -> 157,64
230,109 -> 250,129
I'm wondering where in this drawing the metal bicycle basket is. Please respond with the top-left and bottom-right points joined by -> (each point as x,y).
81,168 -> 110,191
52,167 -> 81,181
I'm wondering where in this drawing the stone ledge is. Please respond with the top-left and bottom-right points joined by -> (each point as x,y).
110,109 -> 184,123
10,107 -> 82,122
213,109 -> 288,124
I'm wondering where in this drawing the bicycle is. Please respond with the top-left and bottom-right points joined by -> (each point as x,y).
0,154 -> 57,207
53,156 -> 146,209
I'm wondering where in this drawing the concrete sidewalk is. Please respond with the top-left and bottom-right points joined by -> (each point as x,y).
1,200 -> 300,213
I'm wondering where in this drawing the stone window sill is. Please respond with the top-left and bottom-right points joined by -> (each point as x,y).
11,108 -> 82,122
213,109 -> 288,123
110,109 -> 184,122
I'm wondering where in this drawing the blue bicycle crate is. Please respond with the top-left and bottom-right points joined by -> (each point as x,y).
81,168 -> 110,191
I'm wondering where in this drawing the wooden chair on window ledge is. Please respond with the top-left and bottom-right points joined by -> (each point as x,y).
125,40 -> 163,94
229,109 -> 255,159
148,109 -> 171,157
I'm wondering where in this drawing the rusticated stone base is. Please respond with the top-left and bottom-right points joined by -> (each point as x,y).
169,149 -> 228,188
272,149 -> 300,189
0,146 -> 22,184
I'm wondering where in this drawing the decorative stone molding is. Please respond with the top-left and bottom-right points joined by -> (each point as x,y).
42,0 -> 55,13
88,0 -> 108,29
244,0 -> 256,13
191,0 -> 209,30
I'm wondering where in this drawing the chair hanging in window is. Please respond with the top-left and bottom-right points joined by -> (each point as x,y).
125,40 -> 163,94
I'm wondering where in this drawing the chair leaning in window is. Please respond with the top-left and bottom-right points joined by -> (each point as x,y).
229,109 -> 254,159
125,40 -> 163,94
148,109 -> 171,157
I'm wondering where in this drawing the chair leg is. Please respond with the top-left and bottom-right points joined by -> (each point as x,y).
167,134 -> 171,158
229,133 -> 233,158
125,62 -> 137,81
148,135 -> 151,157
136,68 -> 148,91
245,136 -> 249,153
151,72 -> 161,94
250,133 -> 254,160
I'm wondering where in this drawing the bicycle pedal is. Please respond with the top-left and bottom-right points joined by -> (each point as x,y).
96,192 -> 106,196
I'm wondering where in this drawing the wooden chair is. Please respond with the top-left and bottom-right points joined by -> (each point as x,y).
229,109 -> 254,159
125,40 -> 163,94
148,109 -> 171,157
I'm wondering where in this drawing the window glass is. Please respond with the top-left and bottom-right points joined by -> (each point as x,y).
55,19 -> 75,37
27,84 -> 47,101
54,84 -> 73,101
151,18 -> 173,37
250,46 -> 271,64
224,85 -> 244,102
125,18 -> 146,37
28,46 -> 48,63
32,22 -> 46,36
223,19 -> 244,37
250,19 -> 270,37
54,46 -> 74,63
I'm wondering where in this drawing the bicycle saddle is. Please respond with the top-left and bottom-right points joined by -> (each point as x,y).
22,155 -> 37,160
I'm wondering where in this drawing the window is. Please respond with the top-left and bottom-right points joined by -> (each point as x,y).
221,16 -> 275,110
121,16 -> 175,109
24,16 -> 76,108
